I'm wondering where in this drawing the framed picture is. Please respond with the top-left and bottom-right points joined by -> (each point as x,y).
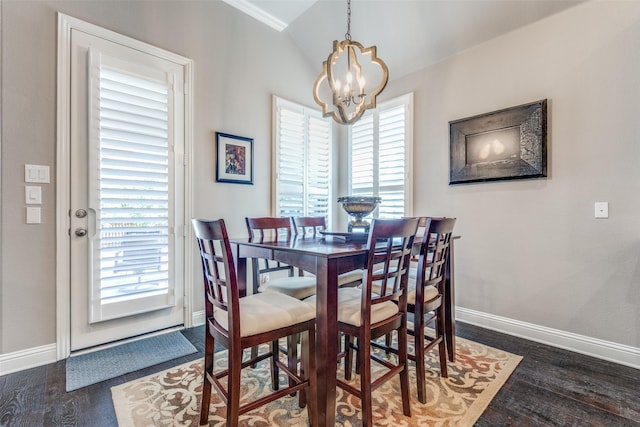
215,132 -> 253,185
449,99 -> 547,185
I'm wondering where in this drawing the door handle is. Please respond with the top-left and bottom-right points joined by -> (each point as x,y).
75,228 -> 88,237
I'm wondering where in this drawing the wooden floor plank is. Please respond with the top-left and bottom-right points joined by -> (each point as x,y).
0,324 -> 638,426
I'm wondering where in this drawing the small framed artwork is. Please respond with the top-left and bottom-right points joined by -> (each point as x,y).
449,99 -> 547,185
215,132 -> 253,185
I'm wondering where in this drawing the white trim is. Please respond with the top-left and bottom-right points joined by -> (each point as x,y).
457,306 -> 640,370
0,344 -> 57,376
56,12 -> 194,359
192,309 -> 205,327
221,0 -> 287,32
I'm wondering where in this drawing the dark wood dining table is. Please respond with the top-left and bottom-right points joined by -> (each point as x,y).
230,234 -> 458,427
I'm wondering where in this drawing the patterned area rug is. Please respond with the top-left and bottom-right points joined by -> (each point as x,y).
111,335 -> 521,426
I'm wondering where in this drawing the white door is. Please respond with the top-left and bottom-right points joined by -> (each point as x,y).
69,27 -> 187,351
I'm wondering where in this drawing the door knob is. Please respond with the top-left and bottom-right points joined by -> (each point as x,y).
75,228 -> 88,237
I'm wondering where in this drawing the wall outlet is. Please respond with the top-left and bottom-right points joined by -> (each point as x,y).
594,202 -> 609,219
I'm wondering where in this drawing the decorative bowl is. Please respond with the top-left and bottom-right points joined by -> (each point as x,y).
337,196 -> 382,232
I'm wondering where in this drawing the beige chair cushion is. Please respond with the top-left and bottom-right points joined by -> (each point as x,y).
259,276 -> 317,300
406,284 -> 439,306
305,287 -> 398,327
214,292 -> 315,337
371,278 -> 439,306
338,269 -> 364,286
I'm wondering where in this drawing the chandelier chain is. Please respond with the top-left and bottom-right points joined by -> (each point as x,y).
345,0 -> 352,41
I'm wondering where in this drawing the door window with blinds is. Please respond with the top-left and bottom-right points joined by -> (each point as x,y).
349,94 -> 413,218
273,97 -> 333,222
88,50 -> 179,322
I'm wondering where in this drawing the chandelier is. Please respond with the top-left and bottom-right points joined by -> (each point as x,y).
313,0 -> 389,125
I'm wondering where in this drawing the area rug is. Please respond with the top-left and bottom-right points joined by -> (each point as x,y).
111,334 -> 521,426
67,331 -> 197,392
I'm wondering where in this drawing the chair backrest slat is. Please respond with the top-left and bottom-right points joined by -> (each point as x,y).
245,217 -> 299,293
293,216 -> 326,237
416,217 -> 456,301
361,218 -> 419,325
192,218 -> 241,338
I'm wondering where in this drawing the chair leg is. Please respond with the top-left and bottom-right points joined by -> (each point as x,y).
359,334 -> 373,427
270,340 -> 280,390
287,334 -> 299,395
397,324 -> 411,417
199,335 -> 214,426
301,328 -> 318,424
436,307 -> 449,378
250,346 -> 258,368
227,344 -> 243,427
384,332 -> 392,356
414,316 -> 428,404
344,334 -> 353,380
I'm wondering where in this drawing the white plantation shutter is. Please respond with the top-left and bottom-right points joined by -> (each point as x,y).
349,94 -> 413,218
307,116 -> 331,216
274,97 -> 332,221
378,105 -> 407,217
88,52 -> 178,322
277,106 -> 306,217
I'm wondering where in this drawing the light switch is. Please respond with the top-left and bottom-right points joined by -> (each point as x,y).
25,164 -> 50,183
595,202 -> 609,219
26,207 -> 41,224
25,186 -> 42,204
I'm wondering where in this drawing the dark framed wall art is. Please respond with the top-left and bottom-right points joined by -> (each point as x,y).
215,132 -> 254,185
449,99 -> 547,185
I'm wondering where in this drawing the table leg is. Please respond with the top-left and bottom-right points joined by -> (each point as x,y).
314,258 -> 339,427
234,244 -> 247,298
444,238 -> 456,362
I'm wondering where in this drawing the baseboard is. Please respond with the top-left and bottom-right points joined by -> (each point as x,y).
456,306 -> 640,370
0,343 -> 57,376
192,309 -> 205,327
4,308 -> 636,376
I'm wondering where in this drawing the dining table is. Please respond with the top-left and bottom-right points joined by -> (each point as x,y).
229,233 -> 458,427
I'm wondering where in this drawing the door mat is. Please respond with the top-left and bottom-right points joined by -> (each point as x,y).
66,331 -> 197,392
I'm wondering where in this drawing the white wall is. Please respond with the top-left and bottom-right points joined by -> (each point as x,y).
383,0 -> 640,355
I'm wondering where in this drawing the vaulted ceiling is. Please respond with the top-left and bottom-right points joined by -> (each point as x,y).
224,0 -> 585,79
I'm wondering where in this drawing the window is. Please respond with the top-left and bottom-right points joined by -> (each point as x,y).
349,93 -> 413,218
273,96 -> 333,222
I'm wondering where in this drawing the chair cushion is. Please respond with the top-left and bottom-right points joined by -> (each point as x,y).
214,292 -> 315,337
259,276 -> 317,300
406,284 -> 439,306
338,269 -> 364,286
371,279 -> 439,306
305,288 -> 398,327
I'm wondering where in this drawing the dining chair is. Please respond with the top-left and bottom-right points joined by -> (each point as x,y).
245,216 -> 317,391
192,218 -> 317,426
292,216 -> 363,287
245,216 -> 317,299
305,217 -> 418,426
374,216 -> 456,404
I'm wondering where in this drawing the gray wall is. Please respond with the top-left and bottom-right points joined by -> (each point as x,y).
0,0 -> 318,354
382,0 -> 640,349
1,0 -> 639,366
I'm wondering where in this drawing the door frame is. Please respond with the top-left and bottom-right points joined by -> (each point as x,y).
56,13 -> 194,359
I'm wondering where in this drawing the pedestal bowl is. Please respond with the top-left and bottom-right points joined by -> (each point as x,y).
337,196 -> 382,232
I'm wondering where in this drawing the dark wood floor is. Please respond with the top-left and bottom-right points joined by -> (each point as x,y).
1,322 -> 638,426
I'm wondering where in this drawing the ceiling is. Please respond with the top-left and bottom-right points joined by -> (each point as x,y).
224,0 -> 586,80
